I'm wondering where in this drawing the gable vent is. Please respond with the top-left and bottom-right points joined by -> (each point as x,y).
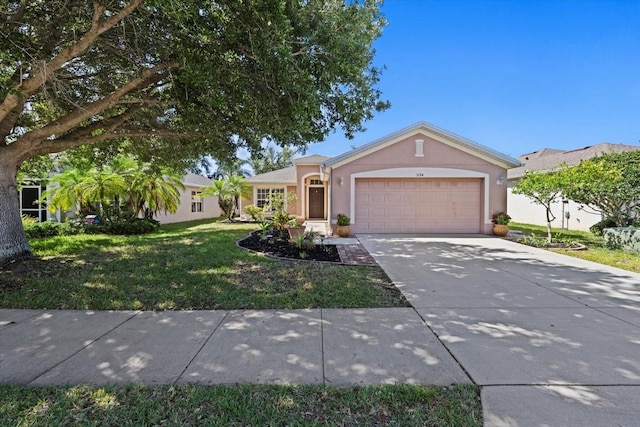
415,139 -> 424,157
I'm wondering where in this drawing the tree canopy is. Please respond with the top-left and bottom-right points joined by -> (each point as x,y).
250,145 -> 298,175
0,0 -> 388,266
512,150 -> 640,241
561,151 -> 640,226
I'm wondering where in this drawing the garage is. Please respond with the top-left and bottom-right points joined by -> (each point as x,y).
354,178 -> 482,233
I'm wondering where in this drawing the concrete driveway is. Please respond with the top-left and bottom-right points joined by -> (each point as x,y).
358,234 -> 640,427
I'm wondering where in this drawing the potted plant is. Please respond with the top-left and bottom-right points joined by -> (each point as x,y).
287,218 -> 306,240
492,211 -> 511,236
336,213 -> 350,237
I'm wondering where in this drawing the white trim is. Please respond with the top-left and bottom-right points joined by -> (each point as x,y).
253,186 -> 286,210
325,121 -> 521,169
349,167 -> 491,226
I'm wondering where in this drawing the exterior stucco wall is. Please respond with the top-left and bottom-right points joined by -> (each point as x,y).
507,184 -> 602,231
286,185 -> 298,215
329,132 -> 508,234
153,185 -> 221,224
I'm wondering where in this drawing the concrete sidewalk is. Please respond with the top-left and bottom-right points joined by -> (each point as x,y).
0,308 -> 469,387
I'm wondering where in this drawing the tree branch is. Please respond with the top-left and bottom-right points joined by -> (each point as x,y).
17,62 -> 177,148
0,0 -> 145,124
25,128 -> 187,160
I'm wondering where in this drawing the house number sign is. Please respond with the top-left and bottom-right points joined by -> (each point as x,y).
416,173 -> 424,177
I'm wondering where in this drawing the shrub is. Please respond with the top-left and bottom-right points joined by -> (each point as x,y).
244,204 -> 264,222
590,218 -> 617,236
23,220 -> 82,239
491,211 -> 511,225
21,215 -> 38,226
337,213 -> 350,226
292,230 -> 319,249
603,227 -> 640,252
85,218 -> 160,235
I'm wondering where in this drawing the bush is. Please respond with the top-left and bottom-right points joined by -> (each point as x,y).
244,204 -> 264,222
86,218 -> 160,235
24,221 -> 82,239
590,218 -> 617,236
337,213 -> 350,226
603,227 -> 640,252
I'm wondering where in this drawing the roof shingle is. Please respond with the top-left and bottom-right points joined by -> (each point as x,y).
508,143 -> 640,179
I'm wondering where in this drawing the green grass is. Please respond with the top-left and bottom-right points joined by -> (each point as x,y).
0,219 -> 408,310
0,384 -> 482,427
510,222 -> 640,273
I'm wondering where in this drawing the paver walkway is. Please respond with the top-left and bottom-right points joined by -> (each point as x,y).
336,244 -> 377,265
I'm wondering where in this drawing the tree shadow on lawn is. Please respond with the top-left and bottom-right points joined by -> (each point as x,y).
1,227 -> 408,311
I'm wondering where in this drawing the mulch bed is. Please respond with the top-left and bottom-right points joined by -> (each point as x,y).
238,231 -> 341,262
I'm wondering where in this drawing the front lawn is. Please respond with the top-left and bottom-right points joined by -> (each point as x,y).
0,219 -> 408,310
509,222 -> 640,273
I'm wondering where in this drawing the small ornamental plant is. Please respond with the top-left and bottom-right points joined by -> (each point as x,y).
337,213 -> 350,226
492,211 -> 511,225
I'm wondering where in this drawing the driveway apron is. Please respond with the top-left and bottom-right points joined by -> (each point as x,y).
358,234 -> 640,427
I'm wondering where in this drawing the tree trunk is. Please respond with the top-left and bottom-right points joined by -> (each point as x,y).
545,206 -> 554,244
0,161 -> 32,267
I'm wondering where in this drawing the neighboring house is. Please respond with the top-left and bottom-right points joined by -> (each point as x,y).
19,172 -> 221,224
243,121 -> 521,235
153,173 -> 222,224
507,143 -> 640,231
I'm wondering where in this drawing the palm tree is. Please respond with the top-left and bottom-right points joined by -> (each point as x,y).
249,145 -> 298,175
76,167 -> 127,220
44,167 -> 96,216
225,174 -> 252,217
127,167 -> 185,219
212,158 -> 252,179
202,179 -> 234,219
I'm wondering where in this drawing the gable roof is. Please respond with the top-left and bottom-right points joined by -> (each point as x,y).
245,166 -> 297,184
292,154 -> 331,165
508,143 -> 640,179
182,172 -> 213,187
324,121 -> 521,169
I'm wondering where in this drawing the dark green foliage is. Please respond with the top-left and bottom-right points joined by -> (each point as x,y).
589,218 -> 618,236
23,221 -> 81,239
0,0 -> 389,266
85,218 -> 160,236
602,227 -> 640,252
337,213 -> 350,226
562,151 -> 640,226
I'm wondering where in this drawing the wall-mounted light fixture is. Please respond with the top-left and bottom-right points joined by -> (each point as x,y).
338,176 -> 344,186
496,176 -> 505,186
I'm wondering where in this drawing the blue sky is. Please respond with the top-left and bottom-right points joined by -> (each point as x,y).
308,0 -> 640,159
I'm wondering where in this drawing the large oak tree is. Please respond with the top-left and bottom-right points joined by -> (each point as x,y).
0,0 -> 388,266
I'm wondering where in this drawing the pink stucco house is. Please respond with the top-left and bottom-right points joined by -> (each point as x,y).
244,122 -> 521,236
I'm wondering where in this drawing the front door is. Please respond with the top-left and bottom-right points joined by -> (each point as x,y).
308,187 -> 325,219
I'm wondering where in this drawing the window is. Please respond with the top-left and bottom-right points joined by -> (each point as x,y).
309,179 -> 322,185
191,191 -> 203,212
256,188 -> 284,210
20,184 -> 47,222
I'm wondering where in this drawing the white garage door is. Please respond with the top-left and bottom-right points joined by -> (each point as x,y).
355,178 -> 482,233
